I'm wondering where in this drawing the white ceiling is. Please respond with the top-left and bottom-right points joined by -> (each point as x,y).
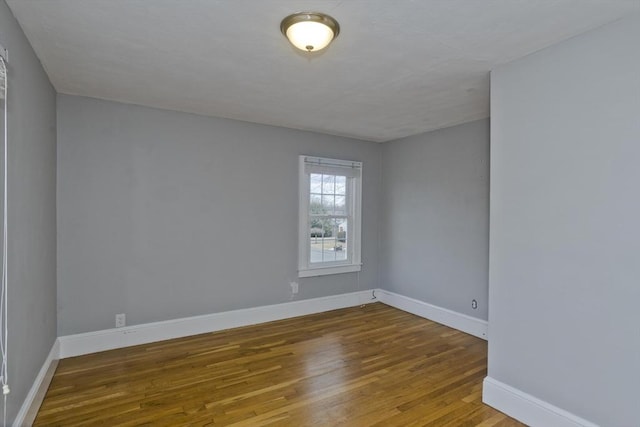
7,0 -> 638,142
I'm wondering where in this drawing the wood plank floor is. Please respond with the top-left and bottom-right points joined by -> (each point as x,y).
35,303 -> 524,426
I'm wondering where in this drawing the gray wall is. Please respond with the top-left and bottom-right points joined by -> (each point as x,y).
380,119 -> 489,320
57,95 -> 381,336
0,1 -> 57,424
488,16 -> 639,426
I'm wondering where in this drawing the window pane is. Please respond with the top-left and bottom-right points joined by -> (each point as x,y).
309,225 -> 325,263
310,216 -> 325,233
335,196 -> 346,215
322,174 -> 335,194
335,219 -> 348,261
310,174 -> 322,193
335,176 -> 346,195
322,234 -> 337,262
310,194 -> 322,214
322,195 -> 334,213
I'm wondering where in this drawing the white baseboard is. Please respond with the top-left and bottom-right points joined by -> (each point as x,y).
376,289 -> 488,340
59,290 -> 374,358
13,339 -> 60,427
482,377 -> 598,427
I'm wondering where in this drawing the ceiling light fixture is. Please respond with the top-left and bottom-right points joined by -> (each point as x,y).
280,12 -> 340,53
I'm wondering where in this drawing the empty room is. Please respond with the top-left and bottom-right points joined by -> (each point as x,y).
1,1 -> 638,426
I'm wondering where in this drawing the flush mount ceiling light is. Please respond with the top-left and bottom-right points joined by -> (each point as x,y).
280,12 -> 340,53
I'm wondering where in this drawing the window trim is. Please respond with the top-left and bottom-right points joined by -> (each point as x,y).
298,155 -> 362,278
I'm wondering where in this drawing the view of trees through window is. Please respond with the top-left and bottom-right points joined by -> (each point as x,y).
309,173 -> 348,263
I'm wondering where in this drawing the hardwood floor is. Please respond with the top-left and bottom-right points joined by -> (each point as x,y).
35,303 -> 523,426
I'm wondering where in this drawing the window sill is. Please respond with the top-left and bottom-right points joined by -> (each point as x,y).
298,264 -> 362,278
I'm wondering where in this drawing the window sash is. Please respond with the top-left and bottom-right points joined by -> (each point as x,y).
308,214 -> 351,265
310,172 -> 351,216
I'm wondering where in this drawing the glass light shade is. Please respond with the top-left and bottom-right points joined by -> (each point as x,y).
286,21 -> 335,52
281,12 -> 340,53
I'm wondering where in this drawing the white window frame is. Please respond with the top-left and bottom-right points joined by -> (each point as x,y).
298,155 -> 362,278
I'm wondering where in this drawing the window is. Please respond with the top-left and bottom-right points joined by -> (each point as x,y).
298,155 -> 362,277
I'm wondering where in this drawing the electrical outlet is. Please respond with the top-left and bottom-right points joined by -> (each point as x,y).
115,313 -> 126,328
471,299 -> 478,310
290,282 -> 299,294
